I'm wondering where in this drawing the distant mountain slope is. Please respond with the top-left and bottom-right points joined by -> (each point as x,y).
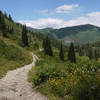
30,24 -> 100,44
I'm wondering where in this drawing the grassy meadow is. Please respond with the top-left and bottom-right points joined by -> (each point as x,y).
0,36 -> 32,78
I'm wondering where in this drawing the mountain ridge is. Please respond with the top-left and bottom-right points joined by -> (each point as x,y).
28,24 -> 100,44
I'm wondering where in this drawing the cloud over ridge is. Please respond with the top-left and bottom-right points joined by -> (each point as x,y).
19,12 -> 100,29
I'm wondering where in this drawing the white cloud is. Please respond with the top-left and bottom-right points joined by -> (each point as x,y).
40,9 -> 48,13
19,18 -> 66,29
55,4 -> 79,13
65,12 -> 100,27
88,12 -> 100,17
18,12 -> 100,29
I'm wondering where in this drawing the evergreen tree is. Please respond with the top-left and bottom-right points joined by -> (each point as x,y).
8,14 -> 13,22
97,48 -> 100,58
79,47 -> 83,56
43,36 -> 53,56
88,48 -> 93,60
1,16 -> 7,37
42,38 -> 46,51
68,43 -> 76,63
0,10 -> 2,29
8,26 -> 14,34
59,41 -> 64,60
22,25 -> 28,46
94,49 -> 99,61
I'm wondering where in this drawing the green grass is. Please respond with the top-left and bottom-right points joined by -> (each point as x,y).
0,37 -> 32,78
29,50 -> 100,100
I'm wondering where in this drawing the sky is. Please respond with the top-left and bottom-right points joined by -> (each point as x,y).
0,0 -> 100,29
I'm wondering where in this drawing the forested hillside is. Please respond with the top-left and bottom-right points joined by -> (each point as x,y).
30,24 -> 100,44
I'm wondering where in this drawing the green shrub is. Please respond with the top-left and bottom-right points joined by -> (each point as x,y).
72,75 -> 100,100
5,45 -> 25,60
33,42 -> 39,50
32,64 -> 64,86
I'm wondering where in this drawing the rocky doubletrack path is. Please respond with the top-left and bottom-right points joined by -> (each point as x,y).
0,53 -> 49,100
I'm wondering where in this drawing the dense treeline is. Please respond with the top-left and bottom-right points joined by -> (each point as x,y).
75,42 -> 100,61
43,36 -> 76,63
42,35 -> 100,63
0,10 -> 14,37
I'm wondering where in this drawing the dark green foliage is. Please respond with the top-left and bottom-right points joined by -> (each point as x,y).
0,10 -> 2,25
32,64 -> 62,85
59,42 -> 64,60
94,49 -> 100,61
8,14 -> 13,22
0,39 -> 7,56
87,48 -> 93,60
0,10 -> 8,37
42,38 -> 46,50
29,32 -> 32,43
68,43 -> 76,63
33,42 -> 39,50
22,25 -> 28,46
43,36 -> 53,56
79,47 -> 84,56
1,16 -> 7,37
8,26 -> 14,34
73,75 -> 100,100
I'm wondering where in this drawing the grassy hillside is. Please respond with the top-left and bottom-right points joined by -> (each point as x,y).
0,36 -> 32,78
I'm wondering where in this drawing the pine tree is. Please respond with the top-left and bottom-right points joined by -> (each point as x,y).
79,47 -> 83,56
1,16 -> 7,37
88,48 -> 93,60
22,25 -> 28,46
59,42 -> 64,60
0,10 -> 2,23
46,37 -> 53,56
8,26 -> 14,34
97,48 -> 100,58
42,38 -> 46,51
43,36 -> 53,56
94,49 -> 99,61
8,14 -> 13,22
0,10 -> 2,29
68,43 -> 76,63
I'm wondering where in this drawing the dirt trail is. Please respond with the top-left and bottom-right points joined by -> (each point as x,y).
0,53 -> 49,100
